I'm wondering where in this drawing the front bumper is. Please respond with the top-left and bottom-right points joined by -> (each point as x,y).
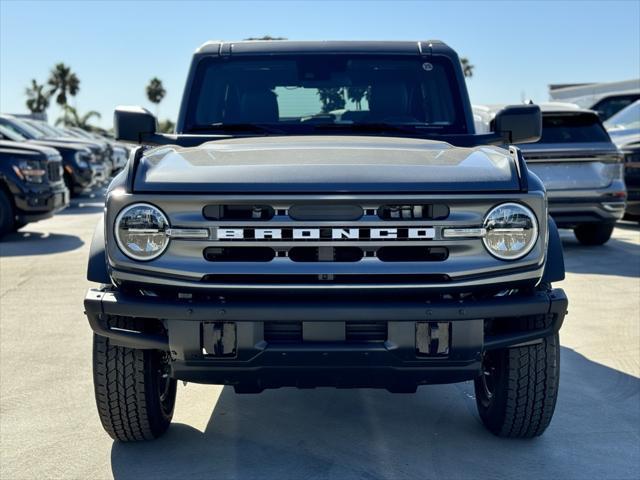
14,183 -> 69,223
85,288 -> 568,391
547,193 -> 626,227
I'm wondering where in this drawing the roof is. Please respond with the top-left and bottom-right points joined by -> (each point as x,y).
473,103 -> 597,116
194,40 -> 453,57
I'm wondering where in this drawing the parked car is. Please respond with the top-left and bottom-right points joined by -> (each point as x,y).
0,139 -> 69,237
20,119 -> 114,178
85,40 -> 567,441
65,126 -> 129,173
0,120 -> 102,196
606,100 -> 640,220
548,79 -> 640,120
475,103 -> 625,245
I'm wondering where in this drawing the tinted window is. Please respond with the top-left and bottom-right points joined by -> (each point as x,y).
604,100 -> 640,130
592,94 -> 640,120
185,55 -> 466,134
0,124 -> 26,141
538,113 -> 611,143
0,118 -> 43,139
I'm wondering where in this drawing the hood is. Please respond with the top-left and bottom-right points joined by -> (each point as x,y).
29,139 -> 91,154
0,140 -> 59,158
38,136 -> 104,153
134,136 -> 519,193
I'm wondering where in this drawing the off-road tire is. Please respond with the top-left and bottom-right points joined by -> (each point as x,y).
474,332 -> 560,438
574,221 -> 615,246
0,189 -> 15,238
93,316 -> 177,442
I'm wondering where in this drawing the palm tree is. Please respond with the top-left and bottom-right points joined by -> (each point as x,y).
347,86 -> 369,110
48,63 -> 80,125
25,79 -> 50,114
460,57 -> 474,78
55,105 -> 101,129
48,63 -> 80,105
158,119 -> 175,133
146,78 -> 166,117
317,88 -> 346,113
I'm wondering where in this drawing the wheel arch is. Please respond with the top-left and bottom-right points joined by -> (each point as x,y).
87,215 -> 111,284
542,216 -> 565,284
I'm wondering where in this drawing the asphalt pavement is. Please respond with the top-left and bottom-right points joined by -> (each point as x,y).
1,188 -> 638,479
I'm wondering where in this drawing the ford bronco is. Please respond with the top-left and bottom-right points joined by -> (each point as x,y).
85,40 -> 568,441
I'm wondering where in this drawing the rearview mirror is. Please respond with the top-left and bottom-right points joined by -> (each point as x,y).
114,106 -> 157,143
493,104 -> 541,144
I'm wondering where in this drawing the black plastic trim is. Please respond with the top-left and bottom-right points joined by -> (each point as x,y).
541,217 -> 566,284
86,216 -> 110,284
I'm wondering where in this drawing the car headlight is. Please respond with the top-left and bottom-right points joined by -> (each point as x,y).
482,203 -> 538,260
115,203 -> 170,261
12,159 -> 46,184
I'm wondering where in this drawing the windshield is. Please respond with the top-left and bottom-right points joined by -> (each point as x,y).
604,100 -> 640,130
0,124 -> 27,141
69,128 -> 93,139
185,55 -> 467,134
0,117 -> 44,139
25,120 -> 64,137
536,113 -> 611,144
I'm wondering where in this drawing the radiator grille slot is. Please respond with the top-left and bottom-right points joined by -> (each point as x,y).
288,204 -> 363,221
204,247 -> 275,262
264,322 -> 302,344
47,162 -> 62,182
378,204 -> 449,220
203,204 -> 274,221
345,321 -> 387,342
377,246 -> 448,262
263,321 -> 387,344
289,247 -> 363,262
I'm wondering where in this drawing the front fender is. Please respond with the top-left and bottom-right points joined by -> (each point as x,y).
542,216 -> 565,284
87,215 -> 110,284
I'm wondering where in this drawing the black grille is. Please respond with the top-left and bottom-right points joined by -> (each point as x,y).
47,162 -> 62,182
345,322 -> 387,342
202,274 -> 450,285
263,321 -> 387,344
264,322 -> 302,343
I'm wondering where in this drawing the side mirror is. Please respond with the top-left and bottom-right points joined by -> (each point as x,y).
114,106 -> 157,143
493,104 -> 541,144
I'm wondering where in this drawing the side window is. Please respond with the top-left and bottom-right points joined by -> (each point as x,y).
592,94 -> 640,120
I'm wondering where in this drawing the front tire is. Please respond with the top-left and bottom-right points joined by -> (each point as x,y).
574,221 -> 615,246
474,333 -> 560,438
93,316 -> 177,441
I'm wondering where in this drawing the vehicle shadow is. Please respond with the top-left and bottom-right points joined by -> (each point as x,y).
615,220 -> 640,232
0,231 -> 84,256
58,200 -> 105,215
110,347 -> 639,480
561,231 -> 640,278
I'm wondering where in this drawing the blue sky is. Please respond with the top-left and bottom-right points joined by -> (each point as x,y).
1,0 -> 639,128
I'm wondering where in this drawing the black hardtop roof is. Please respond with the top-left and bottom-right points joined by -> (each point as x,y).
194,40 -> 456,58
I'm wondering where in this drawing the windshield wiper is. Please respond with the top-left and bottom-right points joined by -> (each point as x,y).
190,123 -> 286,134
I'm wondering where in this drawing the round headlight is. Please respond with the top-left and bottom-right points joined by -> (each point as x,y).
115,203 -> 170,261
482,203 -> 538,260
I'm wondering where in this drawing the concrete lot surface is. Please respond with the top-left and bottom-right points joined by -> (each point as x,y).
1,190 -> 639,479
